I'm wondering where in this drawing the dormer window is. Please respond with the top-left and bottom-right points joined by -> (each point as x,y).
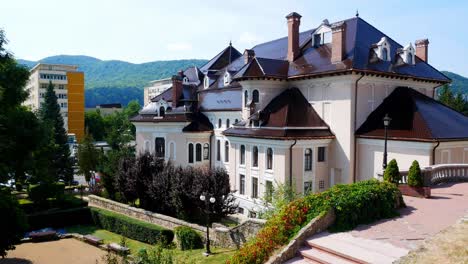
401,43 -> 415,65
204,75 -> 210,89
223,72 -> 231,86
312,24 -> 332,47
183,77 -> 189,84
374,37 -> 391,62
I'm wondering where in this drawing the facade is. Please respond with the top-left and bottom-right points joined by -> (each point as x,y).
144,78 -> 173,105
25,63 -> 85,141
131,13 -> 468,217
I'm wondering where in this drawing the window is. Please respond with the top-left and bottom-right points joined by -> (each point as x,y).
406,52 -> 413,65
183,77 -> 189,84
188,143 -> 194,163
237,208 -> 244,214
203,143 -> 209,160
314,34 -> 322,47
155,137 -> 165,158
240,145 -> 246,165
226,119 -> 230,128
319,180 -> 325,190
58,84 -> 65,90
159,107 -> 165,117
266,148 -> 273,170
249,211 -> 257,218
223,72 -> 230,85
60,102 -> 68,108
216,140 -> 221,161
240,174 -> 245,195
304,181 -> 313,194
40,83 -> 48,89
305,148 -> 312,171
244,90 -> 248,107
252,90 -> 259,103
265,180 -> 273,203
318,147 -> 326,162
195,143 -> 202,162
218,119 -> 222,128
224,141 -> 229,162
252,146 -> 258,167
251,177 -> 258,199
204,76 -> 210,89
235,119 -> 238,124
382,47 -> 388,61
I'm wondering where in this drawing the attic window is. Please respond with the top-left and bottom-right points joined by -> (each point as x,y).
312,25 -> 332,47
374,37 -> 391,62
204,76 -> 210,89
183,77 -> 189,84
223,72 -> 231,86
401,43 -> 415,65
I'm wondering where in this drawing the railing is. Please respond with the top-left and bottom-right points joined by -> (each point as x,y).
399,164 -> 468,186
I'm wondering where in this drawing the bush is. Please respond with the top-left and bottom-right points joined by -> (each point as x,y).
228,180 -> 402,264
0,189 -> 28,257
27,207 -> 92,230
174,226 -> 203,250
28,182 -> 65,204
383,159 -> 401,184
90,208 -> 174,246
407,160 -> 423,187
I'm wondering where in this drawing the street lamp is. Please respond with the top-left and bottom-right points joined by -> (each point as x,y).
199,194 -> 216,256
383,114 -> 392,169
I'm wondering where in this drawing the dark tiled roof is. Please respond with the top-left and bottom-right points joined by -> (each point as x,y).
356,87 -> 468,141
183,66 -> 203,83
182,112 -> 214,132
151,87 -> 173,102
224,88 -> 334,139
200,45 -> 242,72
235,57 -> 289,79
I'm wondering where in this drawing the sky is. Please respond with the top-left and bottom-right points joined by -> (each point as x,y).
2,0 -> 468,75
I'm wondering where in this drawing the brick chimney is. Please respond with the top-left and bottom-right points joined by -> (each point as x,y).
415,39 -> 429,62
244,49 -> 255,64
331,21 -> 346,63
171,70 -> 184,107
286,12 -> 302,62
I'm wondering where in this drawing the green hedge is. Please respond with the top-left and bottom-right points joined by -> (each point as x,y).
90,208 -> 174,245
228,179 -> 402,264
27,207 -> 92,230
174,226 -> 203,250
28,183 -> 65,204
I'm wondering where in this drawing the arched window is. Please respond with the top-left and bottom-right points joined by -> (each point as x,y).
188,143 -> 194,163
204,76 -> 210,89
382,47 -> 388,61
244,90 -> 248,107
240,145 -> 246,165
196,143 -> 202,162
218,119 -> 222,128
159,106 -> 165,117
252,90 -> 259,103
216,140 -> 221,161
252,146 -> 258,167
155,137 -> 165,158
203,143 -> 209,160
406,53 -> 413,64
224,72 -> 230,85
183,77 -> 189,84
304,148 -> 312,171
225,141 -> 229,162
226,119 -> 230,128
266,148 -> 273,170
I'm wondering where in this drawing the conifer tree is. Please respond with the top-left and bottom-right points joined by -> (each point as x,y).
407,160 -> 423,187
383,159 -> 401,184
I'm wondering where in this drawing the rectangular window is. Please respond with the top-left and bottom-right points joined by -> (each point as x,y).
319,180 -> 325,190
239,174 -> 245,195
265,180 -> 273,203
251,177 -> 258,199
314,34 -> 322,47
59,84 -> 65,90
318,147 -> 326,162
40,83 -> 48,89
155,137 -> 165,158
304,148 -> 312,171
216,140 -> 221,161
195,144 -> 202,162
249,211 -> 257,218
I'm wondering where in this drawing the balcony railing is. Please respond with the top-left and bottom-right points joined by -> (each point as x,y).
399,164 -> 468,186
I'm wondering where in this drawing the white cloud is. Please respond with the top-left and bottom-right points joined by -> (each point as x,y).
238,32 -> 263,47
166,42 -> 193,52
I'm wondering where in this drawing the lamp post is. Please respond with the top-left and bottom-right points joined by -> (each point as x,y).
383,114 -> 392,169
200,194 -> 216,256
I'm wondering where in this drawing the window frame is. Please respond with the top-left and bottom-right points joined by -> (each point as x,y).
188,143 -> 194,163
304,148 -> 313,171
239,174 -> 245,195
240,145 -> 246,165
155,137 -> 165,158
266,148 -> 273,170
216,140 -> 221,161
195,143 -> 202,162
318,147 -> 326,162
203,143 -> 209,160
251,177 -> 258,199
224,141 -> 229,162
252,146 -> 258,167
252,90 -> 259,103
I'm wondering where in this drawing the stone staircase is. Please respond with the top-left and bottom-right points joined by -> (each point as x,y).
284,232 -> 408,264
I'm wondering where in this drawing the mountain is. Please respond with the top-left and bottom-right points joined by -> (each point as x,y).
17,55 -> 208,107
442,71 -> 468,95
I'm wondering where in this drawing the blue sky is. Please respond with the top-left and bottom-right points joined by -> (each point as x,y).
2,0 -> 468,75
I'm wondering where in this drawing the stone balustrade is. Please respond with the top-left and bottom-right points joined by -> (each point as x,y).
398,164 -> 468,186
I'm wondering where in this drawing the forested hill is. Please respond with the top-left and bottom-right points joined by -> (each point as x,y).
18,55 -> 208,107
442,71 -> 468,95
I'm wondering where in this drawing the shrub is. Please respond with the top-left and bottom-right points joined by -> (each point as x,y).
28,182 -> 65,204
384,159 -> 401,184
407,160 -> 423,187
27,207 -> 92,230
90,208 -> 174,246
174,226 -> 203,250
228,180 -> 402,264
0,189 -> 28,257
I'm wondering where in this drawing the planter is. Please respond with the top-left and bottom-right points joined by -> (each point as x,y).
398,184 -> 431,198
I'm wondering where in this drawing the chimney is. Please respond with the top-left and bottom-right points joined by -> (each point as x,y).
286,12 -> 302,62
244,49 -> 255,64
415,39 -> 429,62
172,70 -> 184,107
331,21 -> 346,63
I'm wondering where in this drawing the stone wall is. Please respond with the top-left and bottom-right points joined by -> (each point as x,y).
87,195 -> 265,248
266,209 -> 336,264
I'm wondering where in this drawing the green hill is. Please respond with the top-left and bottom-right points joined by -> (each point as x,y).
17,55 -> 207,107
442,71 -> 468,95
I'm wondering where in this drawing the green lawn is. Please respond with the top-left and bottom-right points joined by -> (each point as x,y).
66,225 -> 236,264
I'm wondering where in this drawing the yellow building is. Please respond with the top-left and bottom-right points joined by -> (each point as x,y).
25,64 -> 85,141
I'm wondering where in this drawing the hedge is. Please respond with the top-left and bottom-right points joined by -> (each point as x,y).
174,226 -> 203,250
228,179 -> 402,264
27,207 -> 92,230
28,183 -> 65,204
90,208 -> 174,245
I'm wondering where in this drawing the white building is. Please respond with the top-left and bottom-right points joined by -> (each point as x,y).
143,78 -> 173,106
131,13 -> 468,217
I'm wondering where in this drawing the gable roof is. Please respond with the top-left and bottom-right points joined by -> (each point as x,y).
356,87 -> 468,141
200,44 -> 242,72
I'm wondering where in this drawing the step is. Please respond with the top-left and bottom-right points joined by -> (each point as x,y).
306,242 -> 368,264
299,247 -> 359,264
283,256 -> 320,264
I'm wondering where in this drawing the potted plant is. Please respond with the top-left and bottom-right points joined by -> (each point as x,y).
398,160 -> 431,198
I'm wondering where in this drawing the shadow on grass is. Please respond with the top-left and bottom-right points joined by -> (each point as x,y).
65,225 -> 100,235
0,258 -> 33,264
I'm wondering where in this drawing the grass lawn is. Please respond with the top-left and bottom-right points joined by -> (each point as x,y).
66,225 -> 236,264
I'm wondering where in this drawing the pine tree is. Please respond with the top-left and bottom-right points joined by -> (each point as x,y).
438,84 -> 468,115
77,133 -> 99,183
407,160 -> 423,187
39,81 -> 73,183
383,159 -> 401,184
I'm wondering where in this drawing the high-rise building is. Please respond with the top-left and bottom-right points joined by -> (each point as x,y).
25,63 -> 85,141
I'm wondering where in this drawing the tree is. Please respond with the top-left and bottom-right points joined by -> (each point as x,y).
115,155 -> 137,204
407,160 -> 423,187
104,111 -> 134,151
84,109 -> 105,141
39,81 -> 73,183
77,133 -> 100,183
0,189 -> 28,257
438,84 -> 468,115
257,182 -> 300,220
383,159 -> 401,184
